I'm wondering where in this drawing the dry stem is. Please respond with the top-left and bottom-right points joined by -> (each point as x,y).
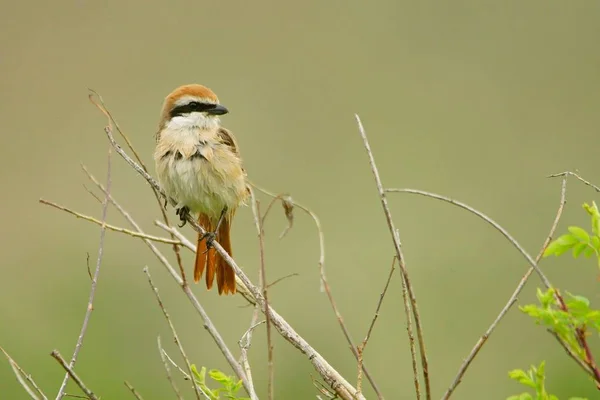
250,194 -> 275,400
252,184 -> 383,399
1,346 -> 48,400
124,381 -> 145,400
144,266 -> 205,400
356,114 -> 430,399
51,350 -> 98,400
55,147 -> 112,400
356,256 -> 396,397
157,336 -> 184,400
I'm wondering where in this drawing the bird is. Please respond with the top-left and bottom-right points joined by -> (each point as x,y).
154,84 -> 248,295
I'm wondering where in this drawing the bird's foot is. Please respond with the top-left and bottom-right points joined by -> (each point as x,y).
200,231 -> 217,254
176,206 -> 190,227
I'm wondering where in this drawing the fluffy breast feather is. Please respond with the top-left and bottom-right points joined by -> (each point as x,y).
154,127 -> 248,217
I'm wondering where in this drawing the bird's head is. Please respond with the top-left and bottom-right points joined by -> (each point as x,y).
159,84 -> 228,130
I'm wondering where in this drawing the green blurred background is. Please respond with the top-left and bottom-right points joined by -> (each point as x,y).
1,1 -> 599,398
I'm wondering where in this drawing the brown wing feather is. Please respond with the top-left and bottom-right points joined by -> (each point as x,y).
217,127 -> 240,156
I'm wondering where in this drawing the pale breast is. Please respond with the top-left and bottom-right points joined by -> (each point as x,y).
154,127 -> 248,217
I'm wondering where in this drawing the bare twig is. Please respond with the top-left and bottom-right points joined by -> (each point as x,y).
549,331 -> 595,377
162,350 -> 193,380
88,91 -> 188,283
157,336 -> 184,400
398,244 -> 421,400
549,171 -> 600,192
356,256 -> 396,397
239,313 -> 265,394
144,266 -> 204,400
356,114 -> 430,399
55,147 -> 112,400
1,346 -> 47,400
39,199 -> 182,245
385,189 -> 554,290
267,273 -> 300,288
99,107 -> 363,399
438,177 -> 567,399
124,381 -> 145,400
252,184 -> 383,399
252,198 -> 275,400
50,350 -> 98,400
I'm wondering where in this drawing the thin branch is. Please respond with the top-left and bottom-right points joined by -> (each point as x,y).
252,198 -> 275,400
439,176 -> 567,399
549,331 -> 595,377
79,169 -> 256,399
157,336 -> 184,400
1,346 -> 47,400
154,222 -> 196,251
355,114 -> 430,399
239,313 -> 265,396
356,256 -> 396,397
39,199 -> 182,245
162,350 -> 193,380
50,350 -> 98,400
267,273 -> 300,288
252,184 -> 384,399
143,266 -> 204,400
88,91 -> 188,283
549,171 -> 600,192
124,381 -> 145,400
397,245 -> 421,400
385,189 -> 554,290
98,106 -> 364,400
56,147 -> 112,400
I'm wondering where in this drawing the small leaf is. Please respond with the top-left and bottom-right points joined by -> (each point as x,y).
591,236 -> 600,251
209,369 -> 230,384
568,293 -> 590,308
583,246 -> 595,258
573,242 -> 588,258
508,369 -> 536,388
568,226 -> 590,243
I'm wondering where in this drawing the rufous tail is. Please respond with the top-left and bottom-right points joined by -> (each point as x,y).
194,213 -> 236,295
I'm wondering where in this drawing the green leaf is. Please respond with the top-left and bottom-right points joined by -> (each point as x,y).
508,369 -> 536,388
209,369 -> 230,384
591,236 -> 600,251
545,234 -> 577,257
568,226 -> 590,243
584,202 -> 600,236
583,246 -> 595,258
567,293 -> 590,308
572,242 -> 588,258
507,393 -> 533,400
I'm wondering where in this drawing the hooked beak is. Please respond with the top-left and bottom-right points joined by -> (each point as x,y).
207,104 -> 229,115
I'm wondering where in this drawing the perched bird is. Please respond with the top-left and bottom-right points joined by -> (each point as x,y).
154,84 -> 248,294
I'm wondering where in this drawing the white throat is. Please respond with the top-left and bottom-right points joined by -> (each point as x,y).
166,112 -> 220,130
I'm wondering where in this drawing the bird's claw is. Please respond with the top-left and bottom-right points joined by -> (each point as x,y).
200,231 -> 217,254
176,206 -> 190,228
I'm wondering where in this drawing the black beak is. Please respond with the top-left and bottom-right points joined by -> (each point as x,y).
208,104 -> 229,115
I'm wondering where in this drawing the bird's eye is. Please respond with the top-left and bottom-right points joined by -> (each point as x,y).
188,101 -> 200,109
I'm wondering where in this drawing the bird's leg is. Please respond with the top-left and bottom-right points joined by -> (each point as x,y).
201,207 -> 227,251
176,206 -> 190,228
163,197 -> 168,210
